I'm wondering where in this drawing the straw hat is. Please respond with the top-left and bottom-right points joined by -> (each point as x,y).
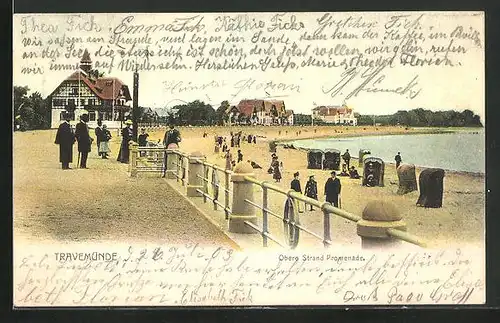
125,119 -> 133,125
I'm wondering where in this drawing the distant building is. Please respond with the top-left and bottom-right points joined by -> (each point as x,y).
48,49 -> 132,129
141,107 -> 160,124
312,104 -> 357,126
284,110 -> 294,125
234,99 -> 290,125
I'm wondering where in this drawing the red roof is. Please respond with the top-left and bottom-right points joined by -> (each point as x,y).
51,70 -> 132,101
263,100 -> 286,113
237,100 -> 265,117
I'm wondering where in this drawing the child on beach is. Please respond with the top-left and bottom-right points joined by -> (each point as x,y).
98,124 -> 112,159
305,175 -> 318,211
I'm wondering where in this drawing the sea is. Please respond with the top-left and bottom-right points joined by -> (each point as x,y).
288,130 -> 485,174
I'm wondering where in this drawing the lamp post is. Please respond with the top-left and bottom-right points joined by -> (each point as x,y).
132,68 -> 139,142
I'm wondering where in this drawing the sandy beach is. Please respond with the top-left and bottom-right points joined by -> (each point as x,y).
13,125 -> 484,250
144,125 -> 485,249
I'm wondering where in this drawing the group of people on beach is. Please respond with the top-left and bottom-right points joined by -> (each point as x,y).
211,131 -> 259,171
289,171 -> 342,211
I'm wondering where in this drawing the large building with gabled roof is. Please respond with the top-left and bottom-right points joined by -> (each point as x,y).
48,49 -> 132,129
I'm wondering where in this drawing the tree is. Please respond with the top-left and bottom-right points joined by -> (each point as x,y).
14,85 -> 51,130
357,109 -> 483,128
176,100 -> 216,125
216,100 -> 230,125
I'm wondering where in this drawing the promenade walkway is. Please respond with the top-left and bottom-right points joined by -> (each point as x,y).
13,130 -> 238,248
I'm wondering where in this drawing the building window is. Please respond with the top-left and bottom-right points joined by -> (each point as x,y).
67,99 -> 75,107
80,99 -> 86,106
89,111 -> 96,121
53,99 -> 64,106
88,99 -> 95,106
71,87 -> 79,95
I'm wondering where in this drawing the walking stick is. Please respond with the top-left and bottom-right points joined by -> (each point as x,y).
339,195 -> 342,209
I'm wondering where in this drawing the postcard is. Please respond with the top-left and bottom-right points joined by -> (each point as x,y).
12,11 -> 485,306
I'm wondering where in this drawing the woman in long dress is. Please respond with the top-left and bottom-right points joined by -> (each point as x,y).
117,120 -> 133,163
272,157 -> 281,182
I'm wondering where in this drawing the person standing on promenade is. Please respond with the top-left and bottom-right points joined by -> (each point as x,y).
99,124 -> 112,159
342,149 -> 351,170
74,112 -> 93,169
163,124 -> 181,148
94,119 -> 103,157
138,128 -> 149,157
118,120 -> 134,163
325,171 -> 341,208
237,149 -> 243,163
54,112 -> 75,170
305,175 -> 318,211
395,152 -> 402,169
162,124 -> 182,177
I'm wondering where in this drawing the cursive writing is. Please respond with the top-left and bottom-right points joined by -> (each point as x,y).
14,246 -> 484,306
162,78 -> 301,102
321,64 -> 422,100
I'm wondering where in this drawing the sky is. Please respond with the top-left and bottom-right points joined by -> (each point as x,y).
13,12 -> 485,121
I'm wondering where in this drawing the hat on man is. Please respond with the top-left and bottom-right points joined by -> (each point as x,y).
294,172 -> 299,177
125,119 -> 133,125
331,171 -> 336,175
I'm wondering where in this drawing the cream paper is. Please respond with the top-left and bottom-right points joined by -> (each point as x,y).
13,11 -> 485,306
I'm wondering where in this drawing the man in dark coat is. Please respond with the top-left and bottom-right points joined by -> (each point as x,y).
54,113 -> 75,169
74,112 -> 93,169
395,152 -> 402,169
138,128 -> 149,157
95,119 -> 103,157
162,125 -> 181,177
118,120 -> 134,163
290,171 -> 303,212
290,172 -> 302,193
325,171 -> 341,208
163,124 -> 181,147
305,175 -> 318,211
342,149 -> 351,169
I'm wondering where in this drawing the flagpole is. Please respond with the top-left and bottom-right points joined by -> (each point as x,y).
112,79 -> 115,123
78,65 -> 81,110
